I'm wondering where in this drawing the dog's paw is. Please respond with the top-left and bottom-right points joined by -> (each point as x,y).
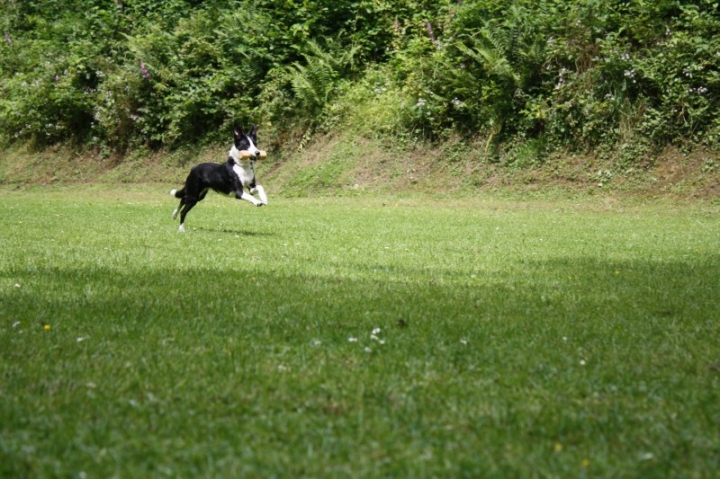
178,224 -> 186,232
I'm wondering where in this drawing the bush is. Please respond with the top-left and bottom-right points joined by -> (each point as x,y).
0,0 -> 717,155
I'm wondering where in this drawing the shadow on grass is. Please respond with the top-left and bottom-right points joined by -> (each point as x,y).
194,226 -> 277,237
1,256 -> 719,478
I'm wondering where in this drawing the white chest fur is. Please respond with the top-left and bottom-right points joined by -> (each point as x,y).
229,146 -> 255,187
232,161 -> 254,187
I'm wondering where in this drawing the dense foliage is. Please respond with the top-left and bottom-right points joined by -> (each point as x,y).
1,0 -> 718,156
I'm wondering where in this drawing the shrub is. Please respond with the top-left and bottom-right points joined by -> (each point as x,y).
0,0 -> 717,155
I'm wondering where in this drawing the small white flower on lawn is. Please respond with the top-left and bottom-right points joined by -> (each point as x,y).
460,339 -> 468,345
379,340 -> 385,345
371,334 -> 379,341
312,339 -> 322,346
348,337 -> 358,342
580,360 -> 586,366
562,336 -> 568,342
14,284 -> 21,288
364,347 -> 372,353
12,321 -> 21,328
372,328 -> 381,335
76,337 -> 86,342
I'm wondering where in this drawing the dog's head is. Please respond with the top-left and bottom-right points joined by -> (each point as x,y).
233,125 -> 261,158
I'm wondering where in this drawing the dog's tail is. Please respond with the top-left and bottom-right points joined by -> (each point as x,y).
170,188 -> 185,198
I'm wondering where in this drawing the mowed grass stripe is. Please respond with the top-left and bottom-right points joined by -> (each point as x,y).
1,188 -> 719,478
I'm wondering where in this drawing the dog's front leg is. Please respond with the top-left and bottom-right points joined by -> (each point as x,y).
231,173 -> 262,207
251,185 -> 268,205
236,189 -> 262,206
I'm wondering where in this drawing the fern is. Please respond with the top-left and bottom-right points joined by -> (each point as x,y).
289,39 -> 359,122
456,24 -> 522,87
290,56 -> 335,116
454,11 -> 545,143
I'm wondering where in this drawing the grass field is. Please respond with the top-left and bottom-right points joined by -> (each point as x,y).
1,186 -> 719,478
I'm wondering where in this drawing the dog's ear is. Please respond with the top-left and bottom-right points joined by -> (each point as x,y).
250,124 -> 258,136
233,125 -> 242,139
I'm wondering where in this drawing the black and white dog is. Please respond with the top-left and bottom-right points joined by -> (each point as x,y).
170,125 -> 268,232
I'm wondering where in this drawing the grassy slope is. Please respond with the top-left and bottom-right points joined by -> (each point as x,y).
1,187 -> 719,477
1,134 -> 718,199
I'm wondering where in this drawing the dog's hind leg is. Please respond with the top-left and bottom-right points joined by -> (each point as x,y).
170,188 -> 186,219
175,188 -> 208,221
175,170 -> 204,231
178,197 -> 198,232
172,198 -> 185,219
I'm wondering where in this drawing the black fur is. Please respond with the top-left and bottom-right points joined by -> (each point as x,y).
172,125 -> 262,230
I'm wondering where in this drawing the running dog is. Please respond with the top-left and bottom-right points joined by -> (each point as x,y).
170,125 -> 267,232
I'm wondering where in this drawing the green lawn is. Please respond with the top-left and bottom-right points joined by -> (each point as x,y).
1,187 -> 719,478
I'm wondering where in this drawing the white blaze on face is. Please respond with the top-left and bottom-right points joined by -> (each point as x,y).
245,135 -> 260,156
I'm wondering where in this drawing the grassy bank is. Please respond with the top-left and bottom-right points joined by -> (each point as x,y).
1,187 -> 719,477
1,135 -> 719,201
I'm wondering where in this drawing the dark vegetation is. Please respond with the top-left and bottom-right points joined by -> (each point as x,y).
0,0 -> 718,170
